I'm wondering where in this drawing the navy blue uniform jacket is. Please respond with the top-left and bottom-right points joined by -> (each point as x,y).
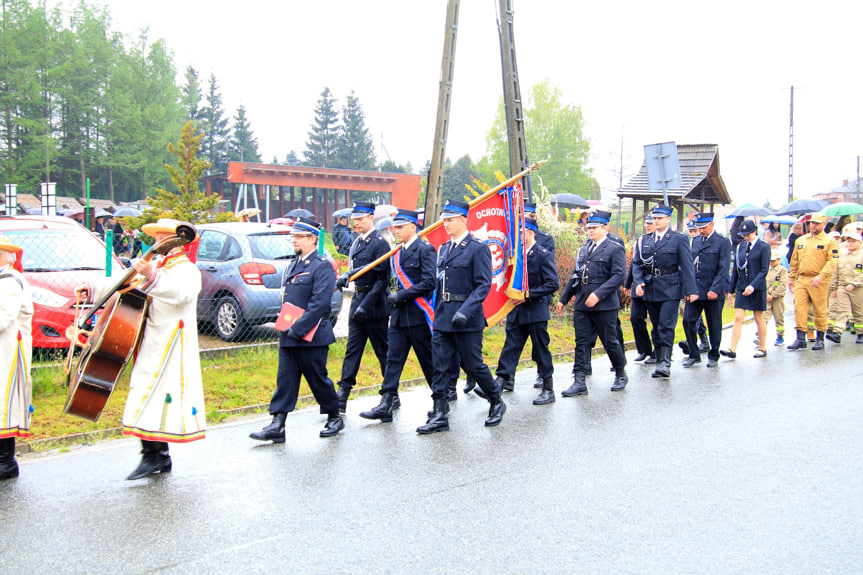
560,238 -> 627,311
349,231 -> 391,319
631,231 -> 697,301
507,242 -> 559,325
390,239 -> 437,328
691,232 -> 731,299
278,253 -> 336,347
434,234 -> 491,332
730,239 -> 770,293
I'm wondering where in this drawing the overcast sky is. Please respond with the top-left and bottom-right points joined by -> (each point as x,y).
78,0 -> 862,208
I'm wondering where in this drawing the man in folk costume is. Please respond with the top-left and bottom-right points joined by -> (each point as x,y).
360,209 -> 437,423
77,219 -> 205,480
0,236 -> 34,480
250,217 -> 344,441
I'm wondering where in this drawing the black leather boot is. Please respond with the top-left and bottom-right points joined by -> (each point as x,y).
501,375 -> 515,393
462,375 -> 476,393
533,375 -> 543,388
447,378 -> 458,401
633,351 -> 651,362
392,394 -> 401,410
320,414 -> 345,437
825,330 -> 841,344
485,395 -> 506,427
249,412 -> 287,442
426,400 -> 451,418
561,372 -> 588,396
533,378 -> 555,405
811,331 -> 826,351
857,333 -> 863,344
652,346 -> 671,378
787,330 -> 807,350
417,398 -> 450,434
611,370 -> 628,391
644,352 -> 658,364
337,386 -> 352,413
359,392 -> 396,422
127,440 -> 172,480
0,437 -> 19,480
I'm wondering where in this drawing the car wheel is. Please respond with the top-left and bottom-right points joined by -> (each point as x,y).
214,296 -> 247,342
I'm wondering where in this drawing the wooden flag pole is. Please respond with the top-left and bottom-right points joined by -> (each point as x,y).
346,159 -> 547,283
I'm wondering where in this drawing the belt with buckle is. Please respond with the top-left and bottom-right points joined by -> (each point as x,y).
441,292 -> 467,302
653,266 -> 680,277
354,286 -> 371,293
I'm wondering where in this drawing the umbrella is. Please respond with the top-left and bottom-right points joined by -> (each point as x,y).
332,208 -> 352,218
237,207 -> 262,219
774,199 -> 824,216
375,217 -> 393,230
268,217 -> 293,227
94,208 -> 112,218
820,201 -> 863,218
374,204 -> 397,220
550,193 -> 590,209
726,203 -> 771,217
761,214 -> 797,225
112,206 -> 142,217
285,208 -> 314,219
61,207 -> 84,217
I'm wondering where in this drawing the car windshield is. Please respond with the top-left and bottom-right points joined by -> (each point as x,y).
248,232 -> 295,261
6,229 -> 109,272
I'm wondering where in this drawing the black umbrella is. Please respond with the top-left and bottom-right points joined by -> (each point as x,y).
774,199 -> 824,216
550,193 -> 590,209
285,208 -> 314,219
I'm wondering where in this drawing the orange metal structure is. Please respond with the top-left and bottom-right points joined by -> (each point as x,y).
204,162 -> 421,223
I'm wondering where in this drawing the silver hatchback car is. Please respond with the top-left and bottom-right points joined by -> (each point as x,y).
195,222 -> 342,341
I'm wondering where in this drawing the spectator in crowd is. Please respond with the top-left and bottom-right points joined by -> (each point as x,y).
763,250 -> 789,345
763,222 -> 783,248
332,215 -> 353,256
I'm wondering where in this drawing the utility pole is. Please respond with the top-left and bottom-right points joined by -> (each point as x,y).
497,0 -> 532,200
788,86 -> 794,203
424,0 -> 460,222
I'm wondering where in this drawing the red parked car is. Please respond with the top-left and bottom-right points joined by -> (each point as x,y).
0,215 -> 125,350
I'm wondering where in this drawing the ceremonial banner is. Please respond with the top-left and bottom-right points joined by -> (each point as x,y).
423,185 -> 527,326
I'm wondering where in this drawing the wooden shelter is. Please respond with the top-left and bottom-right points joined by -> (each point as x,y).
617,144 -> 731,231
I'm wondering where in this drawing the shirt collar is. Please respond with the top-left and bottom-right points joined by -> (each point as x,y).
361,228 -> 375,240
403,235 -> 418,249
452,231 -> 469,245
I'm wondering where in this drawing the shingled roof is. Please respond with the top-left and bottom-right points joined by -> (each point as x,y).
618,143 -> 731,206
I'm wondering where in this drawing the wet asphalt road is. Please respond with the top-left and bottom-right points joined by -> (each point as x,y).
2,319 -> 862,574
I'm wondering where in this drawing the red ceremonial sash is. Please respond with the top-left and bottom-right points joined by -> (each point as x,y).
393,248 -> 435,331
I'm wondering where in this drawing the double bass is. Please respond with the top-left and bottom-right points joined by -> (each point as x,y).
63,224 -> 196,421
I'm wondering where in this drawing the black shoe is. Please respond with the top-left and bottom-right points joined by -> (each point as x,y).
337,386 -> 351,413
359,392 -> 396,422
857,334 -> 863,344
463,375 -> 476,394
633,352 -> 650,362
719,349 -> 736,359
610,372 -> 628,391
426,401 -> 451,418
249,412 -> 287,442
699,341 -> 710,353
706,358 -> 718,367
320,415 -> 345,437
682,357 -> 701,368
392,394 -> 401,410
811,340 -> 825,351
485,398 -> 506,427
533,378 -> 555,405
678,341 -> 690,355
501,376 -> 515,393
787,331 -> 807,350
533,376 -> 543,389
825,331 -> 841,344
472,386 -> 488,400
418,398 -> 449,434
585,367 -> 593,376
447,378 -> 458,401
0,438 -> 19,480
561,373 -> 588,397
644,354 -> 658,365
127,441 -> 172,480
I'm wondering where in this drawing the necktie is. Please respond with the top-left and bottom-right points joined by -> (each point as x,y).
587,242 -> 596,257
348,237 -> 360,267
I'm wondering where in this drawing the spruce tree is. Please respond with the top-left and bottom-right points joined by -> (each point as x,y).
303,87 -> 339,168
181,66 -> 202,124
227,105 -> 260,163
335,91 -> 375,170
199,73 -> 229,173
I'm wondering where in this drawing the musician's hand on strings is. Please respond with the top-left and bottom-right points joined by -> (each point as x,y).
133,258 -> 156,280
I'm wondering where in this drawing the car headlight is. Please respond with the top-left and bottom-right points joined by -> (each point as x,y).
30,286 -> 68,308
